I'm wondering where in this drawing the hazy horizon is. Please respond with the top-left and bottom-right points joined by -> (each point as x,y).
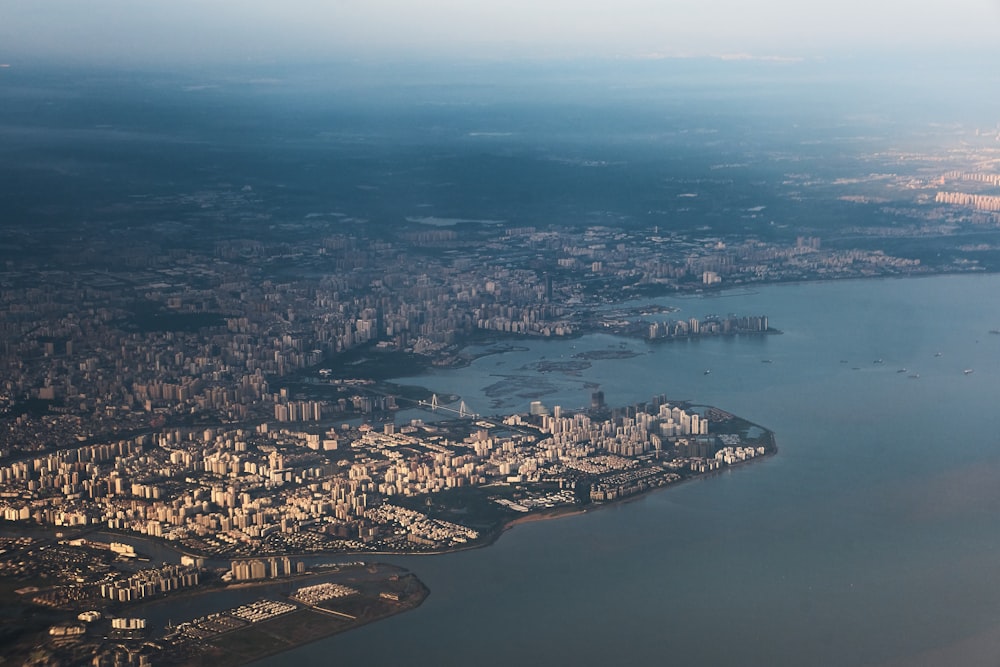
3,0 -> 1000,67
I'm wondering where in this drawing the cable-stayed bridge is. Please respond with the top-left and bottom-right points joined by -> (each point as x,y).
416,393 -> 478,418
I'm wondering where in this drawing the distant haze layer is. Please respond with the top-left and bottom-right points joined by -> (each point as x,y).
1,0 -> 1000,65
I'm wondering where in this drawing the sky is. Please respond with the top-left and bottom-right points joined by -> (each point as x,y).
2,0 -> 1000,66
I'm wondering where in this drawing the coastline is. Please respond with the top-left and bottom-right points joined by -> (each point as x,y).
370,423 -> 779,559
3,423 -> 777,569
0,351 -> 779,666
155,565 -> 428,666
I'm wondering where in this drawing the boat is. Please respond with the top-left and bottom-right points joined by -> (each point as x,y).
964,369 -> 974,375
704,369 -> 711,375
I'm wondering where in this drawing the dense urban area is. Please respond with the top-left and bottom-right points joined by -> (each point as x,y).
3,81 -> 1000,664
4,157 -> 998,460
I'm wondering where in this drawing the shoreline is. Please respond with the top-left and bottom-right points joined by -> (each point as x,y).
1,437 -> 778,570
155,565 -> 429,666
360,424 -> 779,559
0,419 -> 779,564
0,404 -> 778,666
421,268 -> 989,371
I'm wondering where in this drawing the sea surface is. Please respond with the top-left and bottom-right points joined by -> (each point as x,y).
244,273 -> 1000,667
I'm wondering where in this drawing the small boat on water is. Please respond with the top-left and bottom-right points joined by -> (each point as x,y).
704,369 -> 711,375
964,369 -> 974,375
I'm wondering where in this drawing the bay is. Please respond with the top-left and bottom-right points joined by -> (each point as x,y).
252,274 -> 1000,667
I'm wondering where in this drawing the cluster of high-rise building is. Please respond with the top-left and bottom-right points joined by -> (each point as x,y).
230,556 -> 305,581
648,314 -> 769,340
0,390 -> 773,557
935,191 -> 1000,212
940,171 -> 1000,187
1,212 -> 938,465
99,564 -> 200,603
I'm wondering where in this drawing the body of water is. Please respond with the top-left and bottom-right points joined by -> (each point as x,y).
248,274 -> 1000,666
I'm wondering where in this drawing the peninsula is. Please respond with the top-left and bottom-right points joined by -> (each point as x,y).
0,394 -> 774,665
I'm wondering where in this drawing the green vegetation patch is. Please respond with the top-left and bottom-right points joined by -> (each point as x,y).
398,486 -> 517,533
